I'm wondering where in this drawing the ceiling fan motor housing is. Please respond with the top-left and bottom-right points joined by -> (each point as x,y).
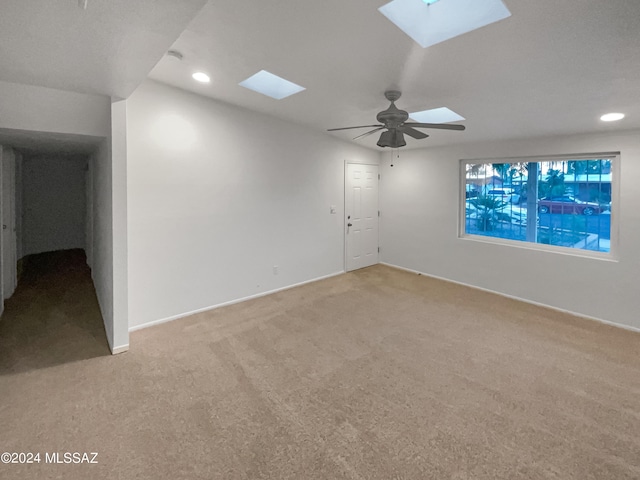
376,102 -> 409,128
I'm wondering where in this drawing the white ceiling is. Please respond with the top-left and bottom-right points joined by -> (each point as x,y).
0,0 -> 206,99
1,0 -> 639,151
148,0 -> 640,150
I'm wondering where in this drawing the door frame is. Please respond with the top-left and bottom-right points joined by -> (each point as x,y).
344,161 -> 380,272
0,147 -> 4,316
1,147 -> 18,315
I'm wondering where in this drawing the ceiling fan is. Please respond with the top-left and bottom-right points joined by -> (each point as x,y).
328,90 -> 465,148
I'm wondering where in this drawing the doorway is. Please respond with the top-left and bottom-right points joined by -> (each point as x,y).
0,140 -> 113,369
345,163 -> 379,272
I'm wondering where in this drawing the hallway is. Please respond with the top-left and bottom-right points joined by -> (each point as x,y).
0,249 -> 110,374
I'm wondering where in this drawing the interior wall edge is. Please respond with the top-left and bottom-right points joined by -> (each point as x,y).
380,262 -> 640,335
92,268 -> 114,350
110,344 -> 129,355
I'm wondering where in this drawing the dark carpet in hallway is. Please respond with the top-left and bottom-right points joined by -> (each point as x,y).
0,249 -> 110,374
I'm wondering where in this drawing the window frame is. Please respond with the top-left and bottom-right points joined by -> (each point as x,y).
459,152 -> 619,261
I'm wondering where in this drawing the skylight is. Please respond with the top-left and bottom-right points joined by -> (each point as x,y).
239,70 -> 305,100
379,0 -> 511,48
409,107 -> 465,123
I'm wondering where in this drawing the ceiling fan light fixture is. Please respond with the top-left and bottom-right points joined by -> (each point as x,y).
377,130 -> 406,148
328,91 -> 464,147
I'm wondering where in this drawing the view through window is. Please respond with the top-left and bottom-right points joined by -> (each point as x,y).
463,156 -> 614,253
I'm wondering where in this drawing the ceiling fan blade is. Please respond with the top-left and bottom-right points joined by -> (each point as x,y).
353,127 -> 384,140
327,124 -> 383,132
404,122 -> 466,131
402,126 -> 428,139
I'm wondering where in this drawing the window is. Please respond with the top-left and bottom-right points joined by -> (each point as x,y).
461,155 -> 616,255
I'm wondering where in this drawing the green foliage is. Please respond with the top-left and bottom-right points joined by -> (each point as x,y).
492,163 -> 510,181
469,195 -> 508,231
539,169 -> 565,198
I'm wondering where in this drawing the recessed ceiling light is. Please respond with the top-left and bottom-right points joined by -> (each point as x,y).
409,107 -> 465,123
239,70 -> 305,100
192,72 -> 210,83
379,0 -> 511,48
600,113 -> 625,122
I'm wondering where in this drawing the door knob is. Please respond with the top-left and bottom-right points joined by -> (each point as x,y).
347,223 -> 353,227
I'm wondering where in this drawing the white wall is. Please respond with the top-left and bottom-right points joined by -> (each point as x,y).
127,81 -> 378,329
0,80 -> 110,137
90,138 -> 114,348
85,154 -> 93,270
88,101 -> 130,354
110,99 -> 129,351
15,151 -> 23,261
21,155 -> 87,257
379,130 -> 640,331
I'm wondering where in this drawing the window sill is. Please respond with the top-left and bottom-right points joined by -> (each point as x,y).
459,233 -> 618,262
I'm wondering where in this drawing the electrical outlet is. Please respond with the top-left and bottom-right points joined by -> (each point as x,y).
330,205 -> 337,214
273,265 -> 279,275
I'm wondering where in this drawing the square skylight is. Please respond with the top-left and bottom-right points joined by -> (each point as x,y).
239,70 -> 305,100
409,107 -> 465,123
379,0 -> 511,48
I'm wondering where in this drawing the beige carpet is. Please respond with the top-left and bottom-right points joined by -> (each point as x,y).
1,251 -> 639,479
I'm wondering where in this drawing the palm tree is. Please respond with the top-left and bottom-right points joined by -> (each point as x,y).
469,195 -> 509,231
541,169 -> 565,198
492,163 -> 510,184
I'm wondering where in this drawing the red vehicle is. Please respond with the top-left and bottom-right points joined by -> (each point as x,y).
537,195 -> 602,215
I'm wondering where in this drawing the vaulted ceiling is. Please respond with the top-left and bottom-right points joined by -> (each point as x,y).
1,0 -> 639,151
0,0 -> 206,99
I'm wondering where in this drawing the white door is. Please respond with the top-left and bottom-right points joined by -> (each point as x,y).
345,163 -> 379,272
1,147 -> 17,305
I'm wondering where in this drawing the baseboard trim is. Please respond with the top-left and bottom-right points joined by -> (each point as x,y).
380,262 -> 640,334
129,271 -> 345,333
110,344 -> 129,355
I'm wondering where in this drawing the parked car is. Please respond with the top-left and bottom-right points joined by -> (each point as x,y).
537,195 -> 602,215
485,187 -> 520,204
